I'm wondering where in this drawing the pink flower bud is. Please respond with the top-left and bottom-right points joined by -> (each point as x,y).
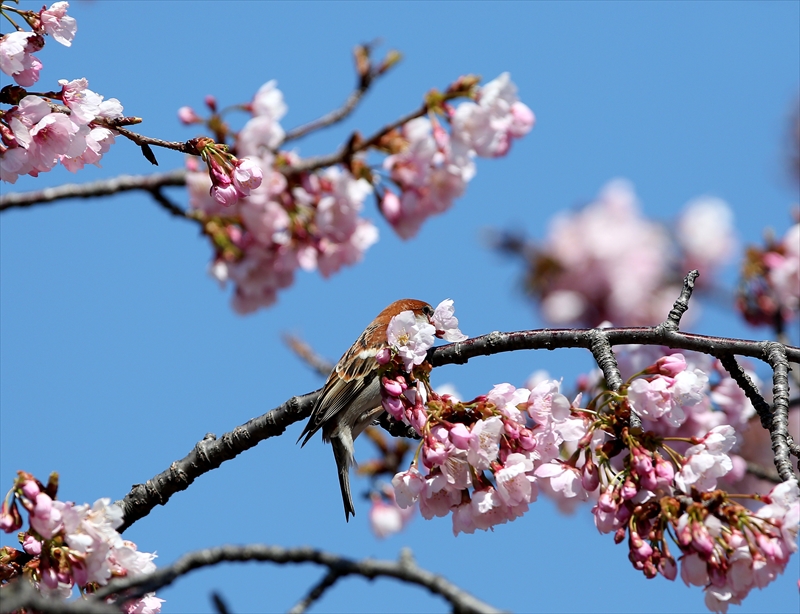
0,500 -> 22,533
382,377 -> 403,397
232,157 -> 263,193
408,406 -> 428,434
630,531 -> 653,561
71,562 -> 88,587
598,487 -> 617,513
581,457 -> 600,492
21,480 -> 41,500
659,556 -> 677,581
631,447 -> 654,477
40,565 -> 59,589
382,395 -> 404,421
381,190 -> 401,224
449,423 -> 473,450
621,477 -> 638,500
211,184 -> 240,207
421,438 -> 447,469
655,456 -> 675,482
22,534 -> 41,556
518,427 -> 536,450
503,419 -> 520,439
178,106 -> 201,125
691,521 -> 715,556
375,347 -> 392,364
204,95 -> 217,112
649,354 -> 687,377
614,527 -> 627,544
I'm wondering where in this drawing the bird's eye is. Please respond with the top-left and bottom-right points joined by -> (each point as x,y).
423,305 -> 434,317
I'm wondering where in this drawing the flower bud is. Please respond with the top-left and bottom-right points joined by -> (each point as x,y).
581,456 -> 600,492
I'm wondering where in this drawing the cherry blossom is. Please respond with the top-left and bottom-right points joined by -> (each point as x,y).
451,72 -> 534,158
39,2 -> 77,46
386,310 -> 436,371
431,298 -> 468,342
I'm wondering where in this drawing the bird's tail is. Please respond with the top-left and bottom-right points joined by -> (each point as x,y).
331,436 -> 356,521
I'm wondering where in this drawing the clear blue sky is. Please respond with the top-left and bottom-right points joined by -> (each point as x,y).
1,1 -> 798,612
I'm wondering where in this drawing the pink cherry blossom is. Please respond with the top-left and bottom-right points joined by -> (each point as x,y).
391,467 -> 425,508
387,310 -> 436,371
675,425 -> 736,492
431,299 -> 467,342
382,116 -> 475,239
495,453 -> 536,505
536,180 -> 676,327
0,32 -> 44,86
40,2 -> 77,46
451,72 -> 534,158
466,416 -> 503,470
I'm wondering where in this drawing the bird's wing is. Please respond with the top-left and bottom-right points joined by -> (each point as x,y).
298,322 -> 382,445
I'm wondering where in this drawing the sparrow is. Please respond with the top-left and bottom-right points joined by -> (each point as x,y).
298,299 -> 435,520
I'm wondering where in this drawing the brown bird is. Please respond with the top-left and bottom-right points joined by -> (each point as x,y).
298,299 -> 434,520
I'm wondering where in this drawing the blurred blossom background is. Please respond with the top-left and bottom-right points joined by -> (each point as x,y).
1,1 -> 798,613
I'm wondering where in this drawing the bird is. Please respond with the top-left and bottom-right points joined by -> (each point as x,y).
298,299 -> 435,520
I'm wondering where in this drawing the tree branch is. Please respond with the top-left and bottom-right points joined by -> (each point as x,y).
280,103 -> 429,176
281,44 -> 395,144
764,342 -> 795,482
115,321 -> 799,532
0,169 -> 188,212
288,569 -> 343,614
90,545 -> 501,614
116,390 -> 320,532
0,580 -> 121,614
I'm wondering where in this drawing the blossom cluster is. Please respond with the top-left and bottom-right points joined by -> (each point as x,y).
372,303 -> 797,612
182,74 -> 533,313
1,78 -> 123,182
500,179 -> 737,327
0,1 -> 122,181
0,1 -> 75,87
737,220 -> 800,326
0,471 -> 163,613
381,72 -> 534,238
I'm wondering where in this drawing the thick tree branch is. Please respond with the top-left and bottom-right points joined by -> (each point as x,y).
116,321 -> 799,532
90,545 -> 501,614
116,391 -> 319,532
0,580 -> 120,614
764,342 -> 795,482
0,169 -> 188,212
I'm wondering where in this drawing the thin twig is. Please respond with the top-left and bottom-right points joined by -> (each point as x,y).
718,354 -> 772,430
661,270 -> 699,332
282,45 -> 384,143
288,569 -> 343,614
90,544 -> 501,614
283,333 -> 335,378
280,103 -> 429,176
210,592 -> 230,614
745,461 -> 782,484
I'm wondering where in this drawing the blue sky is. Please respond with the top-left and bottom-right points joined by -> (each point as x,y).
1,1 -> 798,613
